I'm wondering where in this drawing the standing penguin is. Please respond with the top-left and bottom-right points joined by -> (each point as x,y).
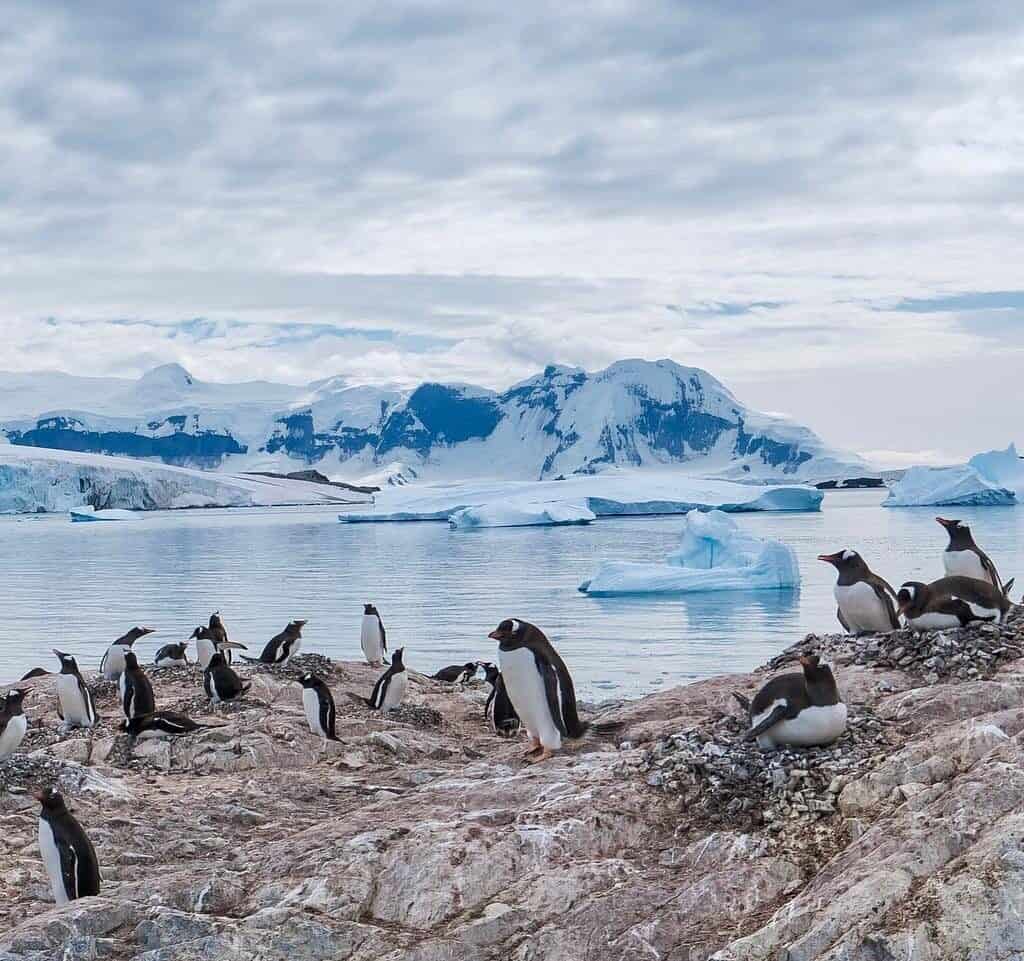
203,651 -> 251,705
52,651 -> 98,730
0,689 -> 28,760
249,620 -> 307,666
936,518 -> 1013,597
100,626 -> 155,681
481,662 -> 521,737
35,787 -> 101,905
192,623 -> 247,670
818,550 -> 900,634
735,653 -> 847,751
153,642 -> 189,668
360,604 -> 388,667
119,651 -> 156,726
488,619 -> 587,763
366,648 -> 407,712
896,576 -> 1011,629
298,673 -> 338,743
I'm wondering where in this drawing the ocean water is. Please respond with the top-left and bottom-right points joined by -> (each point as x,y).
1,490 -> 1020,698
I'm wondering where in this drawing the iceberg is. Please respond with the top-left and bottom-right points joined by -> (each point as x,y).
69,507 -> 140,522
449,500 -> 595,530
578,509 -> 799,595
339,471 -> 823,525
883,445 -> 1020,507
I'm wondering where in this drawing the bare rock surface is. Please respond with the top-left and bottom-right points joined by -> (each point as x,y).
2,612 -> 1024,960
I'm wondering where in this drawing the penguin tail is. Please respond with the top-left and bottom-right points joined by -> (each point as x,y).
1003,578 -> 1015,597
732,691 -> 751,713
240,683 -> 252,695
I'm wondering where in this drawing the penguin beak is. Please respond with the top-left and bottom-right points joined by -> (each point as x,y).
816,553 -> 840,566
487,630 -> 502,640
935,517 -> 956,529
140,627 -> 155,636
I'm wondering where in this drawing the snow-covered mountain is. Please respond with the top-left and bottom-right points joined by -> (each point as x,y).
0,360 -> 868,484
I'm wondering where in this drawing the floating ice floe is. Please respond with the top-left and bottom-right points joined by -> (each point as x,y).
339,471 -> 823,525
883,444 -> 1020,507
578,509 -> 799,595
449,500 -> 595,530
69,507 -> 140,522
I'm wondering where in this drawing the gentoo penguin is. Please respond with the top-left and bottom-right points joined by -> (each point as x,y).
896,576 -> 1011,630
488,619 -> 587,763
20,667 -> 50,680
360,604 -> 388,667
736,653 -> 847,751
118,651 -> 156,726
35,787 -> 101,905
203,651 -> 250,705
367,648 -> 407,712
0,689 -> 28,760
52,651 -> 98,729
936,517 -> 1014,597
818,550 -> 899,634
153,642 -> 189,668
192,624 -> 247,670
100,626 -> 155,681
126,710 -> 225,742
248,620 -> 307,666
481,662 -> 521,736
298,673 -> 338,743
432,662 -> 478,684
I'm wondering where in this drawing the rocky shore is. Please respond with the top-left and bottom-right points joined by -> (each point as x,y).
3,609 -> 1024,960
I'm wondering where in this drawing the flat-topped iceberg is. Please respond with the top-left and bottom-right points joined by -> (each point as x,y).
340,471 -> 823,525
69,507 -> 140,522
578,509 -> 799,595
884,444 -> 1020,507
449,500 -> 595,530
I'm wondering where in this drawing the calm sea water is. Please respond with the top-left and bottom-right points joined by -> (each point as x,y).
1,491 -> 1020,698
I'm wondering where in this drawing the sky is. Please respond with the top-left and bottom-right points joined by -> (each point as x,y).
1,1 -> 1022,466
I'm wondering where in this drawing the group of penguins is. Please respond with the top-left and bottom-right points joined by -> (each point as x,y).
3,516 -> 1016,908
0,603 -> 599,906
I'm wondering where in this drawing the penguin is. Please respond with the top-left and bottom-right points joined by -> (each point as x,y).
192,625 -> 247,669
735,653 -> 847,751
248,620 -> 307,666
298,673 -> 339,743
366,648 -> 407,712
0,689 -> 28,761
936,517 -> 1014,597
125,710 -> 226,742
360,604 -> 388,667
203,651 -> 251,705
481,662 -> 521,737
153,642 -> 189,668
100,626 -> 155,681
818,550 -> 900,634
118,651 -> 156,725
19,667 -> 50,680
896,576 -> 1011,630
52,651 -> 98,729
35,787 -> 101,905
488,619 -> 587,763
431,662 -> 478,684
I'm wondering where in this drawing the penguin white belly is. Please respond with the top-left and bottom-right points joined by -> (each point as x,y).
302,688 -> 323,736
0,714 -> 27,759
196,640 -> 215,670
908,612 -> 963,631
38,819 -> 70,905
56,675 -> 92,727
967,602 -> 1003,624
102,646 -> 125,680
835,583 -> 892,633
381,672 -> 407,711
943,550 -> 988,582
155,656 -> 185,668
281,639 -> 301,665
499,647 -> 562,750
361,618 -> 384,664
756,702 -> 847,750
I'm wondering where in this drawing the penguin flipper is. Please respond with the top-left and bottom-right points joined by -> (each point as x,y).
99,649 -> 108,675
1003,578 -> 1016,597
837,606 -> 851,632
937,597 -> 990,625
535,653 -> 568,737
484,687 -> 496,720
870,580 -> 900,629
379,620 -> 387,653
732,691 -> 751,713
55,834 -> 81,901
742,704 -> 788,742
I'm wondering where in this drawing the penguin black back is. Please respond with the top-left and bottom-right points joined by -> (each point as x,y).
368,648 -> 406,709
35,787 -> 101,904
204,651 -> 250,703
120,651 -> 156,720
299,672 -> 338,740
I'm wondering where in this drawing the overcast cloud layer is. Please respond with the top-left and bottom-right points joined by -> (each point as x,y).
1,1 -> 1022,464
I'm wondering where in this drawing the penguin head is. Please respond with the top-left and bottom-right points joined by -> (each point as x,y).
462,662 -> 478,675
288,619 -> 308,635
391,647 -> 405,667
298,672 -> 318,688
118,626 -> 155,645
817,549 -> 866,574
190,626 -> 207,640
4,689 -> 27,713
936,517 -> 964,532
896,582 -> 926,618
207,651 -> 227,669
488,619 -> 523,643
33,787 -> 68,813
799,653 -> 837,690
363,603 -> 378,615
936,517 -> 971,545
480,662 -> 500,684
53,650 -> 79,674
209,612 -> 224,629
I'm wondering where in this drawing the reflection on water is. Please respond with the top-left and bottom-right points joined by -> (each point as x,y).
0,491 -> 1019,698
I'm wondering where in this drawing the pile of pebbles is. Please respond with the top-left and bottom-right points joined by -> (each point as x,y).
388,704 -> 444,728
242,652 -> 339,680
637,709 -> 897,832
773,606 -> 1024,683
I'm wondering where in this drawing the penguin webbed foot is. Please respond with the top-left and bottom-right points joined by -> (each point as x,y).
528,747 -> 555,764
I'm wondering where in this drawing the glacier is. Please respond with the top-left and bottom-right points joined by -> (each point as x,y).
0,444 -> 374,514
883,444 -> 1020,507
578,509 -> 800,595
340,471 -> 823,525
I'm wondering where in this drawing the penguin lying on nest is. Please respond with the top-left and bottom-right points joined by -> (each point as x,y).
126,710 -> 226,743
936,518 -> 1014,597
734,653 -> 847,751
432,662 -> 478,684
487,619 -> 621,763
896,576 -> 1011,629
